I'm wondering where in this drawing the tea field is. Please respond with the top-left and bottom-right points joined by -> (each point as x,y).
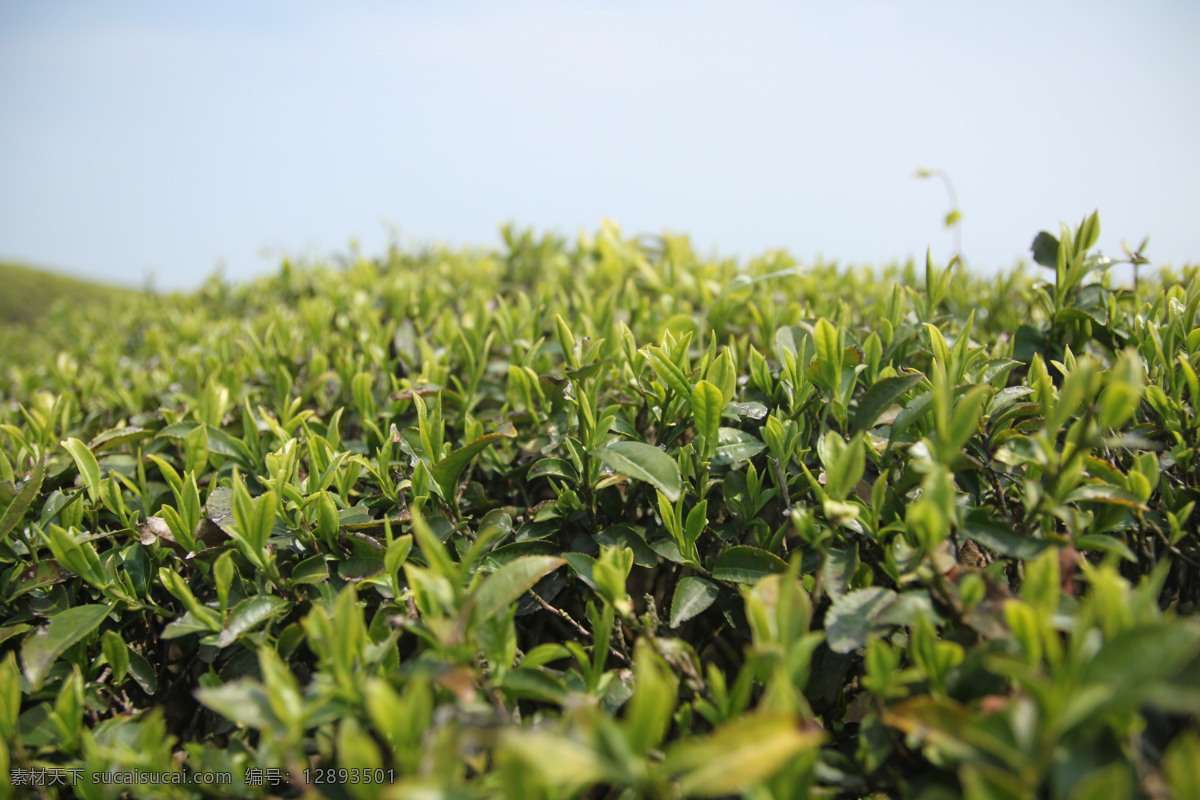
0,261 -> 140,328
1,216 -> 1199,799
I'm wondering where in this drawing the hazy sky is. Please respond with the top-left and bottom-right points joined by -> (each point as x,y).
2,1 -> 1197,291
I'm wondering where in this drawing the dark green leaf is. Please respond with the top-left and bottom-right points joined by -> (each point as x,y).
0,456 -> 44,542
711,428 -> 766,467
87,426 -> 152,453
194,679 -> 273,731
853,373 -> 924,435
500,668 -> 569,705
61,438 -> 102,502
528,458 -> 579,483
594,524 -> 658,568
217,596 -> 289,648
22,603 -> 111,691
670,576 -> 719,627
471,555 -> 566,628
711,546 -> 787,584
432,423 -> 518,502
1075,534 -> 1137,562
1066,483 -> 1148,511
825,587 -> 900,654
1032,231 -> 1059,269
960,513 -> 1050,560
127,649 -> 157,695
157,422 -> 253,467
593,441 -> 681,502
725,401 -> 768,420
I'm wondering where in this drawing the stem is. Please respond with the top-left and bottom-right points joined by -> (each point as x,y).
572,375 -> 598,532
770,457 -> 792,556
918,167 -> 962,260
530,589 -> 629,664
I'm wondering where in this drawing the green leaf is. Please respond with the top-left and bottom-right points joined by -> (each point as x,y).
944,385 -> 989,458
127,649 -> 157,695
593,441 -> 682,502
1047,358 -> 1098,433
432,422 -> 518,503
1065,483 -> 1148,511
194,679 -> 274,731
528,457 -> 579,483
824,587 -> 900,654
0,456 -> 45,543
623,638 -> 679,755
46,524 -> 102,586
670,576 -> 719,627
725,400 -> 768,419
410,508 -> 457,581
1099,349 -> 1144,429
691,380 -> 723,452
1082,622 -> 1200,707
644,345 -> 693,399
205,486 -> 236,537
852,373 -> 924,435
774,325 -> 811,362
665,713 -> 824,797
217,595 -> 289,648
1032,231 -> 1059,269
500,668 -> 570,705
159,568 -> 222,632
594,524 -> 659,568
711,428 -> 766,467
519,643 -> 572,669
960,513 -> 1050,560
61,438 -> 102,503
813,317 -> 843,392
820,432 -> 865,501
384,534 -> 413,579
0,652 -> 21,740
1075,534 -> 1137,562
888,390 -> 934,447
1164,732 -> 1200,800
7,560 -> 69,601
501,730 -> 607,788
157,422 -> 253,467
706,350 -> 738,406
87,426 -> 152,453
22,603 -> 111,691
470,555 -> 566,628
1077,209 -> 1101,252
711,546 -> 787,584
683,501 -> 707,551
101,630 -> 130,685
232,482 -> 277,556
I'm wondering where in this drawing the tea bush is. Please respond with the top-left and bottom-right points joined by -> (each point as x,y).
1,215 -> 1199,799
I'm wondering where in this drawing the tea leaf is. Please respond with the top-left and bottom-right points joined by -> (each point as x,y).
670,576 -> 719,627
593,441 -> 682,502
22,603 -> 111,691
825,587 -> 900,654
0,456 -> 44,542
712,546 -> 787,584
666,713 -> 824,797
470,555 -> 566,628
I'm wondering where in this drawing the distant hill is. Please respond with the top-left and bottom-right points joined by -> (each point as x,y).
0,261 -> 142,326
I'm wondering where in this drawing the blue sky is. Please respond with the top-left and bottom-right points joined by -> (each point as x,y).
1,1 -> 1197,291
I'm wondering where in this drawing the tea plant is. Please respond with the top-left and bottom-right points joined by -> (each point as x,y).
0,214 -> 1198,799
